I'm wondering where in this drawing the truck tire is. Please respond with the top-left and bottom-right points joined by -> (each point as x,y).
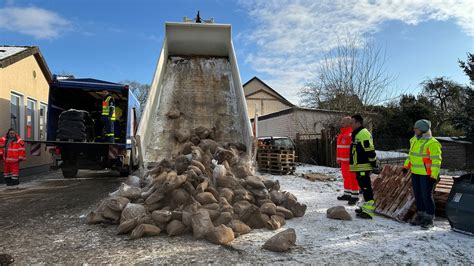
119,170 -> 129,177
62,166 -> 78,178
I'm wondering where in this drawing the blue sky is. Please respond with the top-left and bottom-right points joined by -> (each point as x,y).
1,0 -> 473,104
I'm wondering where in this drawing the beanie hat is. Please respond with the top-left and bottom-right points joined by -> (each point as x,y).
414,119 -> 431,133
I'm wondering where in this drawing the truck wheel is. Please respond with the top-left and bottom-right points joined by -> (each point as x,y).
119,170 -> 129,177
62,166 -> 78,178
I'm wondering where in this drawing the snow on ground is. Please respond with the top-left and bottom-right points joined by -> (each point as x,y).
230,164 -> 473,264
2,167 -> 472,264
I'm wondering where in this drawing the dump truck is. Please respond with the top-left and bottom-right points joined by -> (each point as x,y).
135,21 -> 254,168
27,77 -> 141,178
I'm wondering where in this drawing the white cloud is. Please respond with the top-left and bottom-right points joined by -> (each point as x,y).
0,6 -> 71,39
239,0 -> 474,104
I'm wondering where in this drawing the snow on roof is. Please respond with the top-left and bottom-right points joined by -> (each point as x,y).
0,46 -> 28,60
436,137 -> 472,144
376,150 -> 407,159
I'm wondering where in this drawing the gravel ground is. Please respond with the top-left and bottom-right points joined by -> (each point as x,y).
0,166 -> 473,264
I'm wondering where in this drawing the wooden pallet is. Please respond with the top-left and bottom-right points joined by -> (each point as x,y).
434,175 -> 453,217
373,165 -> 454,222
257,145 -> 296,175
373,165 -> 416,221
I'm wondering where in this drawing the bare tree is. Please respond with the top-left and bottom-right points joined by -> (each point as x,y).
421,77 -> 465,132
120,80 -> 150,109
299,34 -> 395,113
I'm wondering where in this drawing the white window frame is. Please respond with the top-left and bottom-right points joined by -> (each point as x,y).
40,102 -> 48,141
26,98 -> 39,141
10,91 -> 25,138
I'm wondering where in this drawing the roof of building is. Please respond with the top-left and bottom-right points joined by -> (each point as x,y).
243,76 -> 294,107
436,136 -> 472,144
0,45 -> 52,83
250,106 -> 349,122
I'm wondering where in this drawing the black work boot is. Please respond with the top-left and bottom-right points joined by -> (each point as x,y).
348,197 -> 359,206
337,194 -> 351,201
410,211 -> 426,226
4,177 -> 13,186
421,214 -> 434,230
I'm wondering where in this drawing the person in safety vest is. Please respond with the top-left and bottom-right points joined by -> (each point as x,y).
100,90 -> 116,143
0,128 -> 26,187
350,114 -> 377,219
336,116 -> 360,205
113,106 -> 123,143
403,119 -> 442,230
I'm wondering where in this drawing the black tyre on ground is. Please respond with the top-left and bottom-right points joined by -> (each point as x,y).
62,165 -> 78,178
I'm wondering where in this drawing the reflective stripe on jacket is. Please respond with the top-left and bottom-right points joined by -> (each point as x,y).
350,127 -> 376,172
102,95 -> 116,121
0,134 -> 26,162
336,127 -> 352,162
403,135 -> 442,179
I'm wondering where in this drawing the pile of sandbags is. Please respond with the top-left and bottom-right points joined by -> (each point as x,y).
87,126 -> 306,245
56,109 -> 95,141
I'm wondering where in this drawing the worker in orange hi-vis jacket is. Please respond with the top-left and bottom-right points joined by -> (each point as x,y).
0,128 -> 26,187
336,116 -> 360,205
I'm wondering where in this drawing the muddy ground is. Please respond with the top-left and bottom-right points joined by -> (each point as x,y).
0,169 -> 473,264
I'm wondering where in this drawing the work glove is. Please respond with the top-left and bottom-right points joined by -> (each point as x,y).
371,161 -> 380,174
402,168 -> 409,175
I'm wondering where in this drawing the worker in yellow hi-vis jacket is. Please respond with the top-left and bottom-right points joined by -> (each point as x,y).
101,90 -> 116,143
349,114 -> 377,219
403,119 -> 442,230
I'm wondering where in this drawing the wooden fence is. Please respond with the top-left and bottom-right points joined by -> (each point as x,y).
295,129 -> 337,167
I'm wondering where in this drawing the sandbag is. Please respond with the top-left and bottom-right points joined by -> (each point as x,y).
196,192 -> 218,205
151,210 -> 172,224
121,203 -> 146,223
166,220 -> 187,236
109,183 -> 141,200
191,209 -> 214,239
130,224 -> 161,239
262,228 -> 297,252
205,224 -> 235,245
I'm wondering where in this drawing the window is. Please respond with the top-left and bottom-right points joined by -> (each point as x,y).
26,99 -> 37,140
40,103 -> 47,140
10,93 -> 24,136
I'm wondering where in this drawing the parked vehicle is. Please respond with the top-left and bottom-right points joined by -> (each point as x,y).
27,77 -> 141,178
257,136 -> 296,150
